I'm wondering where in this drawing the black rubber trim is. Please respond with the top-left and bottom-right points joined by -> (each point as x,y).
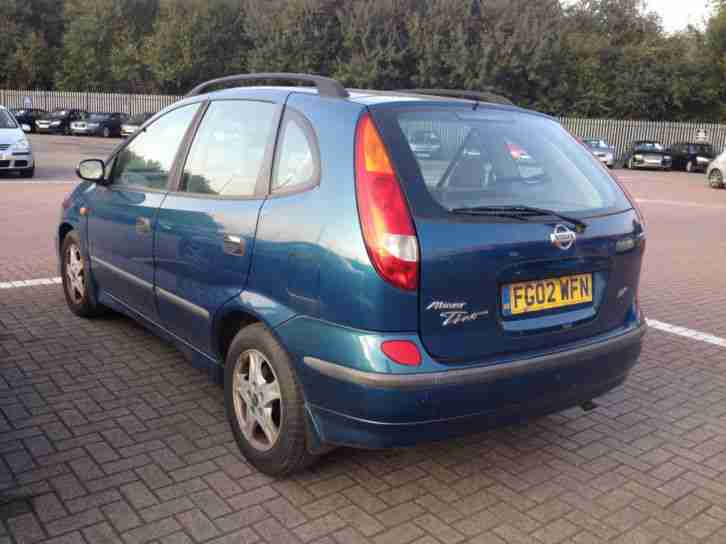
186,73 -> 349,99
303,324 -> 646,390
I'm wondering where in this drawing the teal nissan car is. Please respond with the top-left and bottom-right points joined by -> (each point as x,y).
57,74 -> 647,475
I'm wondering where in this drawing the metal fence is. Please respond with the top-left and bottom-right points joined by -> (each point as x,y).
0,89 -> 182,116
559,117 -> 726,162
2,89 -> 725,160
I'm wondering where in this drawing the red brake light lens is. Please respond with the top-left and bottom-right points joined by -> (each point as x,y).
381,340 -> 421,367
355,113 -> 419,291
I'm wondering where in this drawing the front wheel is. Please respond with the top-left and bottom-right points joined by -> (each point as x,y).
709,169 -> 724,189
61,231 -> 105,318
224,323 -> 317,476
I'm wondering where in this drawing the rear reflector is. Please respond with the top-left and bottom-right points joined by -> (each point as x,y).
355,113 -> 419,291
381,340 -> 422,366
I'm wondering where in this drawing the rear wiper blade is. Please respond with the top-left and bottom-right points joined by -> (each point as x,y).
450,205 -> 587,230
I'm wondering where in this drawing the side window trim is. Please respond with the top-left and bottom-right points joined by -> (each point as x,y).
106,101 -> 204,193
171,98 -> 283,200
268,106 -> 321,197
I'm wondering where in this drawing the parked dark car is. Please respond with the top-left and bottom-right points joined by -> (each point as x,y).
59,73 -> 646,475
668,142 -> 715,173
10,108 -> 47,133
121,112 -> 155,137
623,140 -> 672,170
35,108 -> 87,135
70,112 -> 127,138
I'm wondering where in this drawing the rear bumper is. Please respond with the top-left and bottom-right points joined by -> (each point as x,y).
293,322 -> 645,449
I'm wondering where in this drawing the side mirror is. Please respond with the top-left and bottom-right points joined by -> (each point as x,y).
76,159 -> 107,184
21,124 -> 31,133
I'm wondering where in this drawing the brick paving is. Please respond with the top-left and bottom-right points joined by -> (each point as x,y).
2,168 -> 726,543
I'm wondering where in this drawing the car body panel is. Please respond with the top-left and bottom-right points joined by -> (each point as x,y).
86,186 -> 166,320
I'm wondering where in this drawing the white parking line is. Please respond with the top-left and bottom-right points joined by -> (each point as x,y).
636,198 -> 726,210
0,180 -> 74,185
0,277 -> 61,289
647,319 -> 726,349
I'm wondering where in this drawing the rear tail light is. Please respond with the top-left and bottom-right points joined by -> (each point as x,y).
355,113 -> 419,291
381,340 -> 421,366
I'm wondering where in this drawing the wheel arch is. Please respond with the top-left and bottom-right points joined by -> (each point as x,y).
212,291 -> 297,364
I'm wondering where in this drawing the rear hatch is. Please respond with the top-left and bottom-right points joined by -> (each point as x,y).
372,104 -> 644,363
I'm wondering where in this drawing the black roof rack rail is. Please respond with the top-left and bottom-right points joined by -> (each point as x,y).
185,73 -> 349,99
396,89 -> 514,106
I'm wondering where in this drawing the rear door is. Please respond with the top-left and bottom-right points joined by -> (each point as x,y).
374,105 -> 644,363
154,98 -> 281,354
86,103 -> 201,319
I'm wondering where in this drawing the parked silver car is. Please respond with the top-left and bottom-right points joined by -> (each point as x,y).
706,148 -> 726,188
0,106 -> 35,178
583,138 -> 615,168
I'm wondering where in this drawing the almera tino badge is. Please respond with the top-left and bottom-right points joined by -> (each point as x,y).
426,301 -> 489,327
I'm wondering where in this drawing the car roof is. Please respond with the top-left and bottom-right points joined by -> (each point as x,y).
188,85 -> 548,121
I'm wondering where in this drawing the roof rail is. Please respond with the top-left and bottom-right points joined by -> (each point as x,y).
185,73 -> 349,99
397,89 -> 513,106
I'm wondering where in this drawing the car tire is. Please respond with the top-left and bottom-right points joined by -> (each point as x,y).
224,323 -> 318,476
63,126 -> 70,136
61,231 -> 106,318
708,169 -> 724,189
20,167 -> 34,179
103,127 -> 111,138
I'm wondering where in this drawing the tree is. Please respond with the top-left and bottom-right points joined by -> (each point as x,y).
333,0 -> 418,89
142,0 -> 244,94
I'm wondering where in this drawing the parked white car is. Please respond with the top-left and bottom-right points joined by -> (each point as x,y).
0,106 -> 34,178
706,148 -> 726,188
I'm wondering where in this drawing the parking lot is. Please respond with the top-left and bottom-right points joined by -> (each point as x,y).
2,136 -> 726,544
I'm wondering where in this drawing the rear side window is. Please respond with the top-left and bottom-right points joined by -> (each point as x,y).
182,100 -> 277,197
391,108 -> 629,215
271,110 -> 320,193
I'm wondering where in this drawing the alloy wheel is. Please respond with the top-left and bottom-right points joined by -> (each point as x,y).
65,243 -> 85,304
232,349 -> 283,452
709,169 -> 724,188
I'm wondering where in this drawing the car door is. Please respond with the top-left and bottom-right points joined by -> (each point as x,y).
154,98 -> 281,355
86,103 -> 202,320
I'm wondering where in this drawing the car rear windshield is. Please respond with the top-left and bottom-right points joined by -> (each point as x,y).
0,110 -> 17,129
634,142 -> 664,152
89,113 -> 110,121
391,108 -> 629,216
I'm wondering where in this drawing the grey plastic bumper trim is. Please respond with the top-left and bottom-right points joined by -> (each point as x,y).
303,324 -> 646,390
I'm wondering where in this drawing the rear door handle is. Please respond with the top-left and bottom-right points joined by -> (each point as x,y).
136,217 -> 152,235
